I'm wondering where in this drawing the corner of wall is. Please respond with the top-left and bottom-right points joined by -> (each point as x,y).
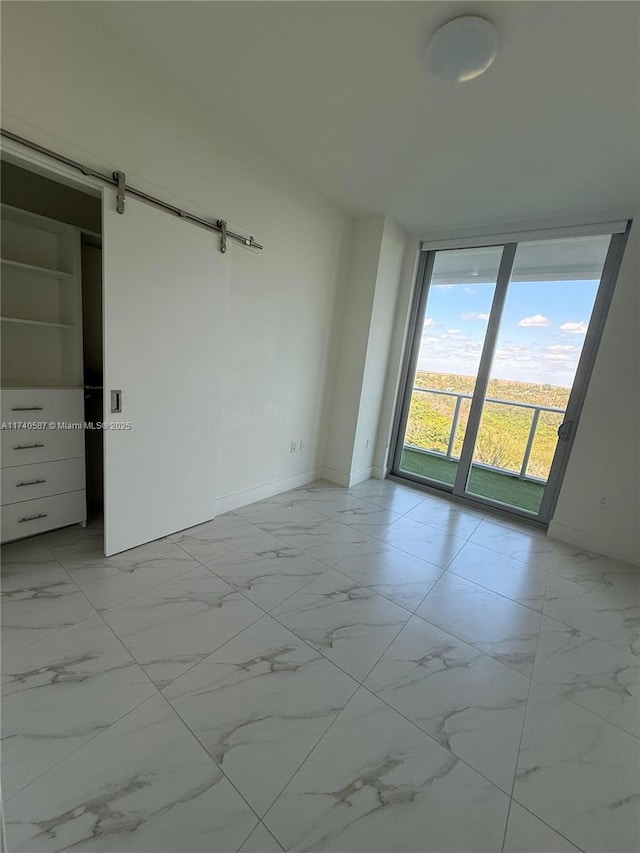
372,232 -> 422,474
321,215 -> 422,490
320,215 -> 386,479
317,466 -> 352,487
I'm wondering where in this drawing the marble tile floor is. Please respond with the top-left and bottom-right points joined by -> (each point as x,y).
2,478 -> 638,852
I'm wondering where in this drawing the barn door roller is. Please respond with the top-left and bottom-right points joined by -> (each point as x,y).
217,219 -> 227,254
114,171 -> 126,214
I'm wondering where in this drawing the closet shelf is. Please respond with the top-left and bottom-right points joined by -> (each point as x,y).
1,258 -> 74,279
1,316 -> 75,329
1,204 -> 87,544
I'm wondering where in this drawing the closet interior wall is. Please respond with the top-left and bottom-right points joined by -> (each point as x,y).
1,160 -> 103,540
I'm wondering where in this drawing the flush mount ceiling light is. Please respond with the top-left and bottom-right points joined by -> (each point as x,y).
425,16 -> 499,82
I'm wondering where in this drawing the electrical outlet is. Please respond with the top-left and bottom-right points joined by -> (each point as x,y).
290,441 -> 297,453
598,495 -> 610,509
300,439 -> 306,451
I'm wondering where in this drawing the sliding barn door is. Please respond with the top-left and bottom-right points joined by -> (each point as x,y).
102,191 -> 230,555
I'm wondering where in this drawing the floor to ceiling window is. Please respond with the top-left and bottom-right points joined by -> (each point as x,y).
391,222 -> 632,524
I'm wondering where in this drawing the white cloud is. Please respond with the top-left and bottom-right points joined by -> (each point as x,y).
417,334 -> 578,385
424,317 -> 436,327
495,344 -> 531,360
543,343 -> 581,366
518,314 -> 551,328
545,353 -> 572,363
446,329 -> 461,334
461,312 -> 490,321
560,321 -> 588,334
422,336 -> 439,344
545,344 -> 579,353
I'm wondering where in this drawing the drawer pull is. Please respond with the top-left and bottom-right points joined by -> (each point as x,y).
11,406 -> 44,412
13,444 -> 45,450
16,479 -> 47,488
18,513 -> 48,524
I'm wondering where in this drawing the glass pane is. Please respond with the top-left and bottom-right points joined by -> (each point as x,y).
526,409 -> 564,479
399,246 -> 503,485
466,235 -> 611,514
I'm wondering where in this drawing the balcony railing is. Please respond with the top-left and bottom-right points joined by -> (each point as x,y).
406,387 -> 566,482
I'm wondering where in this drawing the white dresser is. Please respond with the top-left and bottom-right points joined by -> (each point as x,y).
1,205 -> 87,542
1,388 -> 86,541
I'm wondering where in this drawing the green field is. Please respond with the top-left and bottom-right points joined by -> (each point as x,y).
404,371 -> 569,480
400,448 -> 546,513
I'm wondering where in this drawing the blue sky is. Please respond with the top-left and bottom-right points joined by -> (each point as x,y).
417,280 -> 599,387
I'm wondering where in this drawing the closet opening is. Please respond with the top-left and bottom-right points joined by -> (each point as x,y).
1,158 -> 104,546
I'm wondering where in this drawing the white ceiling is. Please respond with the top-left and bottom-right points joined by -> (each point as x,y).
91,2 -> 639,235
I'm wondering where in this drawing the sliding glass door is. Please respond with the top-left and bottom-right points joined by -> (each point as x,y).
392,225 -> 630,523
397,246 -> 502,486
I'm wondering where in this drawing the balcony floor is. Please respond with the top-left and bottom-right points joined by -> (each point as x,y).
400,448 -> 545,514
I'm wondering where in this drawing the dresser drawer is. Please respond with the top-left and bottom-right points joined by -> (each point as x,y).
1,388 -> 84,422
2,427 -> 84,468
1,490 -> 86,543
2,388 -> 86,467
1,458 -> 86,506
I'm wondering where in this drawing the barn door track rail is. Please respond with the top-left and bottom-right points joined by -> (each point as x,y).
1,129 -> 263,254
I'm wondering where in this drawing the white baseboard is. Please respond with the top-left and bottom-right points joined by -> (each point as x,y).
348,467 -> 374,487
317,466 -> 351,487
216,469 -> 323,515
318,466 -> 385,488
548,520 -> 640,567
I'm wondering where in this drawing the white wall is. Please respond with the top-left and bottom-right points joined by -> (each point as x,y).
373,237 -> 421,476
322,216 -> 385,484
322,215 -> 409,486
549,224 -> 640,565
1,3 -> 351,512
352,218 -> 408,481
